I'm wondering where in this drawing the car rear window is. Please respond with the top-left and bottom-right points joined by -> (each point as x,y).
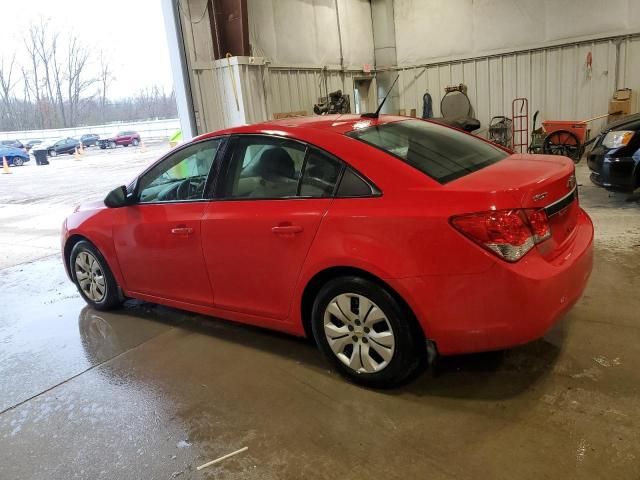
347,119 -> 508,184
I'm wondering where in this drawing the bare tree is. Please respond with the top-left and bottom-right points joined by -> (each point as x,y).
65,35 -> 95,126
0,19 -> 177,132
98,51 -> 112,122
0,55 -> 17,129
23,27 -> 46,129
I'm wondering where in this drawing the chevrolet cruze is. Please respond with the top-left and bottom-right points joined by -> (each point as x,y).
62,115 -> 594,387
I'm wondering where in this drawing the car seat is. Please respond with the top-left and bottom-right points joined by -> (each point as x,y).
249,147 -> 298,198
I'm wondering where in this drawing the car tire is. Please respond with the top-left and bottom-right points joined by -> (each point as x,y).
311,276 -> 426,388
70,240 -> 122,311
12,157 -> 24,166
109,141 -> 116,149
49,150 -> 57,157
132,139 -> 140,147
123,143 -> 129,147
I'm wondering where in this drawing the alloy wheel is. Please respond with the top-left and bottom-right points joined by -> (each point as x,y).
74,251 -> 107,302
323,293 -> 395,373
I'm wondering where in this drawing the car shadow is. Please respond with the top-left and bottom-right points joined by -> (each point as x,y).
78,300 -> 564,401
399,330 -> 563,400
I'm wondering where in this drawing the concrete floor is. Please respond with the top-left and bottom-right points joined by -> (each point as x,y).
0,148 -> 639,479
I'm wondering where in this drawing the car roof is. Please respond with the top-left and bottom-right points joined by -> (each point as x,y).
196,114 -> 410,140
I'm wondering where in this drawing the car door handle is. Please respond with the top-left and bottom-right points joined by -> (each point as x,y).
170,227 -> 194,235
271,224 -> 303,235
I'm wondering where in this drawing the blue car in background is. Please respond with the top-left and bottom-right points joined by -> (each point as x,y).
0,146 -> 30,166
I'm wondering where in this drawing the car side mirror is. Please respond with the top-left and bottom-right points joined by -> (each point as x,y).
104,185 -> 130,208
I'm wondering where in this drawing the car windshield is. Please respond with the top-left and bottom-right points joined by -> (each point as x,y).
347,119 -> 508,184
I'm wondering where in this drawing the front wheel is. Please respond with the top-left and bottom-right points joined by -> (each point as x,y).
49,150 -> 57,157
70,240 -> 122,310
311,276 -> 425,388
12,157 -> 24,166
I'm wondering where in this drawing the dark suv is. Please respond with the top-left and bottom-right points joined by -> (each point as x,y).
98,131 -> 141,149
80,134 -> 100,147
588,113 -> 640,191
47,138 -> 81,157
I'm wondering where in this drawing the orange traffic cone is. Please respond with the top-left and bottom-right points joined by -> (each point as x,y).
140,139 -> 147,153
74,147 -> 81,161
79,142 -> 85,155
2,156 -> 11,174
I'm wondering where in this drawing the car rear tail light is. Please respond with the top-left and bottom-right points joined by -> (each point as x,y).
451,208 -> 551,262
524,209 -> 551,243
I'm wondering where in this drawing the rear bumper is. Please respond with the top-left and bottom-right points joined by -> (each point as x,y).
395,209 -> 594,355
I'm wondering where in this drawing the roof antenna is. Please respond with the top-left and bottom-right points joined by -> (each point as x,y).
361,74 -> 399,119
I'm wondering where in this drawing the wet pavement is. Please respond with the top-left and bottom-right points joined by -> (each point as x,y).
1,158 -> 639,479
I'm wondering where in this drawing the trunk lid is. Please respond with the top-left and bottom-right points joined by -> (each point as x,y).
450,154 -> 579,259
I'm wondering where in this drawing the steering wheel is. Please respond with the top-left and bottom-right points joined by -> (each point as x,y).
176,178 -> 193,200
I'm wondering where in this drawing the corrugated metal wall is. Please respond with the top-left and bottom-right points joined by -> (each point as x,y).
265,68 -> 365,117
177,0 -> 370,134
178,0 -> 639,137
395,36 -> 640,136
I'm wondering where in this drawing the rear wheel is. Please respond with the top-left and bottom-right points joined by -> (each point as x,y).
70,240 -> 122,310
132,139 -> 140,147
311,276 -> 425,388
49,150 -> 57,157
12,157 -> 24,166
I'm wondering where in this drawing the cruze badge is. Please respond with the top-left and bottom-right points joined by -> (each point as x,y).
533,192 -> 548,202
567,175 -> 576,190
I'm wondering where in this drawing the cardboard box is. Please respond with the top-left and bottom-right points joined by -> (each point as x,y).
613,88 -> 632,101
608,99 -> 632,115
607,88 -> 634,123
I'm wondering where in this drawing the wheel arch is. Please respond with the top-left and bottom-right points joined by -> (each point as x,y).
64,233 -> 123,289
64,234 -> 91,280
299,266 -> 426,341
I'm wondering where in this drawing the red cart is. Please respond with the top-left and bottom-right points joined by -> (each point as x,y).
540,113 -> 609,162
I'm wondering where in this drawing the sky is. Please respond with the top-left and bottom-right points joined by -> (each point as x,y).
0,0 -> 174,99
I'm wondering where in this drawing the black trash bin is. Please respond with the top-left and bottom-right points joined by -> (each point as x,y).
33,149 -> 49,165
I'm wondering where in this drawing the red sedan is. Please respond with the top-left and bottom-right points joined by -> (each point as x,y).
62,115 -> 593,387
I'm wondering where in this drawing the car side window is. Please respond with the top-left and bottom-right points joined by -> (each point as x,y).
336,168 -> 376,197
221,136 -> 306,199
299,148 -> 342,197
137,139 -> 222,203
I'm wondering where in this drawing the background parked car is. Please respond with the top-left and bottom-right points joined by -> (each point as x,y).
588,113 -> 640,192
0,139 -> 26,151
0,145 -> 30,166
24,139 -> 42,151
46,138 -> 81,157
98,131 -> 141,149
80,133 -> 100,147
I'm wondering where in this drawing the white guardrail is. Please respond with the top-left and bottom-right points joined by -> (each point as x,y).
0,118 -> 181,143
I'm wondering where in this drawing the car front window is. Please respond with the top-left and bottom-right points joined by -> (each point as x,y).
138,139 -> 222,203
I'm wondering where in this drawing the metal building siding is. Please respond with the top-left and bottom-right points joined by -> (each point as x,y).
396,38 -> 632,135
623,36 -> 640,114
